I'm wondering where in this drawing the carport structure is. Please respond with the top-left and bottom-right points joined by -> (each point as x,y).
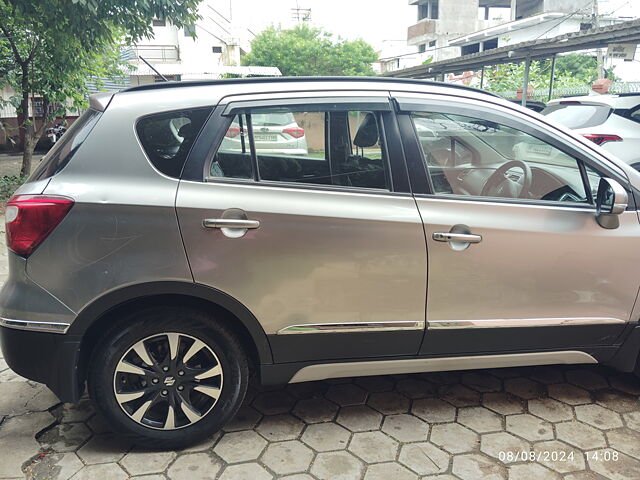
383,19 -> 640,105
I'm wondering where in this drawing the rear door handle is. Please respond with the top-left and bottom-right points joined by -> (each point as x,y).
432,232 -> 482,243
203,219 -> 260,229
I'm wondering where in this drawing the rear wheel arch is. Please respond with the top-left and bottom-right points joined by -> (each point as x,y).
72,282 -> 273,387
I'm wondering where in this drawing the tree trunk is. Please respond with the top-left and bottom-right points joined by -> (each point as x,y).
18,65 -> 31,176
20,136 -> 34,177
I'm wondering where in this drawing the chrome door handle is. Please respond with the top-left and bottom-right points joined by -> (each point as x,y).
433,232 -> 482,243
203,218 -> 260,229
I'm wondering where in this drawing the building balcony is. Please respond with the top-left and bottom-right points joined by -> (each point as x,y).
407,19 -> 437,46
132,45 -> 180,63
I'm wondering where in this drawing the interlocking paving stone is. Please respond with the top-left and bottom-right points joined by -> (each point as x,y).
166,452 -> 222,480
217,462 -> 272,480
457,406 -> 503,433
481,392 -> 524,415
292,397 -> 338,423
556,421 -> 607,450
507,462 -> 561,480
252,390 -> 297,415
0,382 -> 60,417
222,405 -> 262,431
38,422 -> 92,453
120,450 -> 177,475
439,384 -> 481,407
504,378 -> 545,400
505,414 -> 554,442
68,462 -> 128,480
348,431 -> 399,463
76,434 -> 132,464
381,413 -> 429,442
452,453 -> 506,480
301,422 -> 351,452
461,372 -> 503,392
527,397 -> 574,423
606,427 -> 640,459
398,442 -> 450,475
609,374 -> 640,395
213,430 -> 267,463
261,440 -> 314,475
367,391 -> 410,414
587,449 -> 640,480
353,375 -> 394,392
23,451 -> 84,480
548,383 -> 593,405
430,423 -> 479,454
336,405 -> 383,432
325,384 -> 368,406
623,410 -> 640,431
311,450 -> 365,480
256,413 -> 305,441
0,411 -> 55,477
593,389 -> 640,413
525,365 -> 565,385
364,462 -> 418,480
566,368 -> 610,390
480,432 -> 529,463
531,440 -> 586,473
411,398 -> 456,423
395,378 -> 436,398
575,403 -> 624,429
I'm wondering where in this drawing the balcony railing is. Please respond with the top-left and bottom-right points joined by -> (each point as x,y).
132,45 -> 180,63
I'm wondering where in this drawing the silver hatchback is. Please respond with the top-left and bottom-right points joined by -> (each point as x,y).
2,77 -> 640,447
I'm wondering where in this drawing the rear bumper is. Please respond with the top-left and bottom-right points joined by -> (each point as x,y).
0,325 -> 83,402
0,251 -> 82,401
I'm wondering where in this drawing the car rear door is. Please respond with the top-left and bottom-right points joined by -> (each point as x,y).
393,91 -> 640,358
177,91 -> 427,363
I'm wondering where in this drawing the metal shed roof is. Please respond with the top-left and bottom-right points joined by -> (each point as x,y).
384,19 -> 640,78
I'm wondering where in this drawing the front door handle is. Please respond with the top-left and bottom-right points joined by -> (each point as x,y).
433,232 -> 482,243
203,219 -> 260,229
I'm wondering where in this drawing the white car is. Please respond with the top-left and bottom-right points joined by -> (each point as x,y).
221,111 -> 309,155
543,94 -> 640,170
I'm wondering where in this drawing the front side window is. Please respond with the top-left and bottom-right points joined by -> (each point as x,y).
411,111 -> 596,204
137,108 -> 211,178
208,106 -> 390,190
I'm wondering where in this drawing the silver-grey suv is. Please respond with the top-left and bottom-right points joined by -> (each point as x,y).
2,77 -> 640,448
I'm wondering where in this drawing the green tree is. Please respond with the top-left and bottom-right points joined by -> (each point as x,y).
0,0 -> 202,175
242,24 -> 377,77
483,54 -> 616,96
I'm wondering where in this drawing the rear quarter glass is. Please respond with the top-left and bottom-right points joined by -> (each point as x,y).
29,109 -> 102,181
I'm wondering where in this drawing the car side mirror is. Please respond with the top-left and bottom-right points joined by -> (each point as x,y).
595,177 -> 628,229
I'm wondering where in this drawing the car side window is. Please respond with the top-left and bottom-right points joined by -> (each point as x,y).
207,106 -> 390,190
410,111 -> 592,204
137,108 -> 211,178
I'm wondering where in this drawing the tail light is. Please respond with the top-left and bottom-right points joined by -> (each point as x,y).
582,134 -> 622,146
283,127 -> 305,139
5,195 -> 74,257
225,126 -> 241,138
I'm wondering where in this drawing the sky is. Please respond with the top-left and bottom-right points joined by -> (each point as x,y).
230,0 -> 416,52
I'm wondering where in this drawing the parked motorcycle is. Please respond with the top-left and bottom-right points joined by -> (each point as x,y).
46,123 -> 67,146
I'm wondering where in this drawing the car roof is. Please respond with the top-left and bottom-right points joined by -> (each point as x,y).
547,94 -> 640,109
120,76 -> 499,99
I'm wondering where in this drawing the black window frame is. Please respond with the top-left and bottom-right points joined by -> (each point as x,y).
183,97 -> 412,195
394,95 -> 633,210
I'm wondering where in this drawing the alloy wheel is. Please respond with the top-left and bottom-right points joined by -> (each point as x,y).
113,332 -> 223,430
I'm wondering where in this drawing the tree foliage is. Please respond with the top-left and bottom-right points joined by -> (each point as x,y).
484,54 -> 618,95
0,0 -> 202,175
242,24 -> 377,77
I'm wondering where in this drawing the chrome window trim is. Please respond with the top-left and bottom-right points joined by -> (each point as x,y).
428,317 -> 626,329
277,320 -> 424,335
0,317 -> 70,334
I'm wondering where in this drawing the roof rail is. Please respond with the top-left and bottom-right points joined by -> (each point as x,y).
120,76 -> 499,98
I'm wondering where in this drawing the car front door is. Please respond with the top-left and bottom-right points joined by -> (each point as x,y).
177,92 -> 427,363
393,92 -> 640,358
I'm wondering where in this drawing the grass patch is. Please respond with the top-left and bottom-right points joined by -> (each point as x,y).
0,175 -> 27,202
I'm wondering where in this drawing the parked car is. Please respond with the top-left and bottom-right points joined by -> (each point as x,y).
509,99 -> 546,112
543,94 -> 640,170
2,77 -> 640,448
221,111 -> 309,156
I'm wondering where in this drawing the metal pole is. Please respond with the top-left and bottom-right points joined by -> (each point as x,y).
480,66 -> 485,89
593,0 -> 605,79
548,54 -> 556,102
522,56 -> 531,107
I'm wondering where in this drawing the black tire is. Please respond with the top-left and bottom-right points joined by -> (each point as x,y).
88,305 -> 248,449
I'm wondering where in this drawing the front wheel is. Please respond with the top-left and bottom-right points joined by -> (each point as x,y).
88,306 -> 248,448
